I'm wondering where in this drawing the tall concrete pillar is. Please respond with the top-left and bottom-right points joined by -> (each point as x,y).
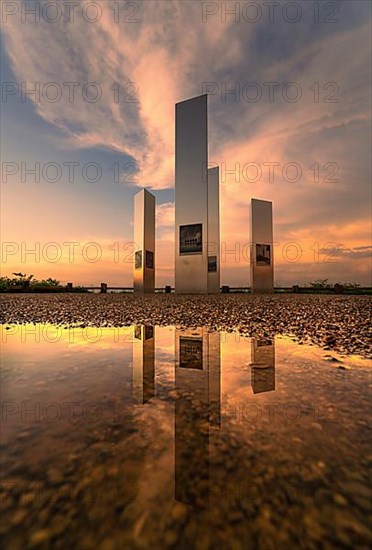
133,189 -> 155,293
250,198 -> 274,293
175,94 -> 220,293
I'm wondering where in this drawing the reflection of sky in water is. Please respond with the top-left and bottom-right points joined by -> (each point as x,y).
1,325 -> 371,547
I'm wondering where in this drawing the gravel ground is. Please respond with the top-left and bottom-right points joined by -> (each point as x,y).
1,293 -> 371,359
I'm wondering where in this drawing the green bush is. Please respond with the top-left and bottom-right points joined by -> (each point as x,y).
309,279 -> 332,289
0,273 -> 87,293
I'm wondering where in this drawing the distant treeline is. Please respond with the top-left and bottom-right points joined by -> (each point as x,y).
0,274 -> 370,294
0,273 -> 87,293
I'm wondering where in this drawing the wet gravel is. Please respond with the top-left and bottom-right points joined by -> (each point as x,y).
1,294 -> 371,358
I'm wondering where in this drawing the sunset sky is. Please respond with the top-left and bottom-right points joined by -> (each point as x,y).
1,0 -> 371,286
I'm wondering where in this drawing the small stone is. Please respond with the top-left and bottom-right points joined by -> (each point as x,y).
333,493 -> 348,506
229,510 -> 244,523
164,530 -> 178,546
20,493 -> 36,506
171,502 -> 187,523
29,529 -> 51,547
99,539 -> 116,550
11,509 -> 28,525
47,467 -> 64,484
325,356 -> 342,363
17,431 -> 31,440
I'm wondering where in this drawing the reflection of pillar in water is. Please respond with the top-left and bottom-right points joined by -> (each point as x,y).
207,330 -> 221,427
133,325 -> 155,403
251,338 -> 275,393
174,328 -> 220,507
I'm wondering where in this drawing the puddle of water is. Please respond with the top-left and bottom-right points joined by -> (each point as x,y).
1,324 -> 371,548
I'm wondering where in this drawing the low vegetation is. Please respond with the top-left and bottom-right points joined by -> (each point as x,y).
0,273 -> 87,293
